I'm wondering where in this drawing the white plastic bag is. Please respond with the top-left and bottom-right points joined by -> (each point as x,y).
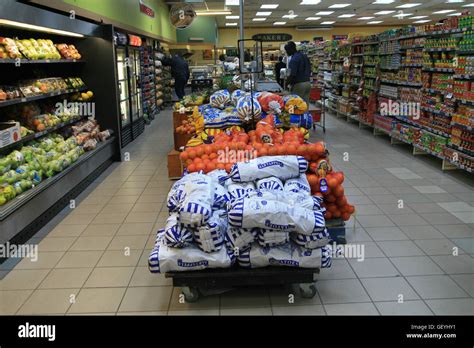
237,242 -> 332,269
256,229 -> 289,247
178,173 -> 215,227
229,156 -> 308,183
227,194 -> 326,235
149,232 -> 234,273
284,175 -> 311,196
163,213 -> 194,248
225,227 -> 257,253
256,176 -> 284,191
291,228 -> 331,249
226,182 -> 255,201
194,211 -> 227,253
246,190 -> 323,211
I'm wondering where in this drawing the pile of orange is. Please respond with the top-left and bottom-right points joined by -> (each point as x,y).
175,119 -> 196,135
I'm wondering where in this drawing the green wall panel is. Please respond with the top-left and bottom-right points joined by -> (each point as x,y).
176,16 -> 217,44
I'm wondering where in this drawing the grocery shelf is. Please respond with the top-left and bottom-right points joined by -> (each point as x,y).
453,98 -> 474,106
447,144 -> 474,158
400,63 -> 423,68
0,116 -> 88,153
443,159 -> 473,173
456,50 -> 474,55
423,48 -> 456,52
0,59 -> 86,64
379,52 -> 400,56
390,132 -> 413,145
420,106 -> 453,118
380,66 -> 400,71
422,88 -> 450,95
0,136 -> 115,222
0,87 -> 87,108
422,67 -> 455,73
380,80 -> 422,87
413,143 -> 446,160
428,28 -> 465,36
397,33 -> 427,40
399,45 -> 424,50
451,122 -> 473,132
394,116 -> 450,138
453,74 -> 474,80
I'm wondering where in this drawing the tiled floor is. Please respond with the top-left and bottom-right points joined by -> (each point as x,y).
1,110 -> 473,316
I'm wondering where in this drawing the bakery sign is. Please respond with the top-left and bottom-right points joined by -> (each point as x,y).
252,33 -> 293,42
139,0 -> 155,18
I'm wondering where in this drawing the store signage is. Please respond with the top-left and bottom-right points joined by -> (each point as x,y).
252,33 -> 293,42
332,35 -> 348,41
139,0 -> 155,18
128,35 -> 142,47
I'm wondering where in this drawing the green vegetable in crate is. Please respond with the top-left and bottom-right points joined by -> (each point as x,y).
59,155 -> 71,169
55,143 -> 69,153
2,184 -> 16,201
15,165 -> 30,180
13,182 -> 23,195
8,150 -> 25,169
0,157 -> 12,175
45,168 -> 55,178
2,170 -> 19,185
39,138 -> 55,151
48,159 -> 63,173
28,169 -> 42,185
0,193 -> 6,206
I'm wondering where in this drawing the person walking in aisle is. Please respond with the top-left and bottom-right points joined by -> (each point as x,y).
284,41 -> 311,105
274,56 -> 286,88
169,53 -> 190,100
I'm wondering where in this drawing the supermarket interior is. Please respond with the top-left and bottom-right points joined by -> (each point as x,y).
0,0 -> 473,324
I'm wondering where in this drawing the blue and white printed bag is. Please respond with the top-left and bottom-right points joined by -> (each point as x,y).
291,228 -> 331,249
163,213 -> 194,248
194,210 -> 227,253
284,175 -> 311,196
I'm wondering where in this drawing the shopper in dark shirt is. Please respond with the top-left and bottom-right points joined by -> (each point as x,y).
170,54 -> 190,100
274,56 -> 286,88
285,41 -> 311,105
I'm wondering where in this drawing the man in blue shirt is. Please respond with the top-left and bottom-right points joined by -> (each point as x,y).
285,41 -> 311,105
170,54 -> 190,100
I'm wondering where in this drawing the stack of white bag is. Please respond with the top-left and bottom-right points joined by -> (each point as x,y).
149,172 -> 235,273
224,155 -> 332,269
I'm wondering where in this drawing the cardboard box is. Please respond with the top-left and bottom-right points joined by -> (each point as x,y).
173,111 -> 192,130
0,122 -> 21,148
174,131 -> 193,151
168,150 -> 183,179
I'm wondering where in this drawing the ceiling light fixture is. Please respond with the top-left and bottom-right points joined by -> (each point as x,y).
368,20 -> 383,24
261,4 -> 279,9
274,21 -> 287,25
300,0 -> 321,4
329,3 -> 351,8
0,19 -> 84,37
375,10 -> 395,15
396,3 -> 421,8
410,15 -> 428,19
462,2 -> 474,6
283,14 -> 299,18
372,0 -> 395,3
321,21 -> 336,24
413,20 -> 431,23
447,12 -> 463,16
226,15 -> 239,19
225,22 -> 238,26
338,14 -> 356,17
358,16 -> 375,20
433,9 -> 457,13
256,11 -> 272,16
447,0 -> 465,2
253,18 -> 267,21
225,0 -> 239,5
306,17 -> 322,20
394,12 -> 413,18
316,11 -> 335,15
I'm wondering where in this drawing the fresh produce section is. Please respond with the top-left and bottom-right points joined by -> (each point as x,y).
0,37 -> 82,61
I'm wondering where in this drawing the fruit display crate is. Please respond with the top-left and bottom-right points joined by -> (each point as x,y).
0,87 -> 87,108
0,59 -> 86,64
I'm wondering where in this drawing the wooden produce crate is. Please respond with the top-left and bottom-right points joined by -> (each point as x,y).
167,150 -> 184,179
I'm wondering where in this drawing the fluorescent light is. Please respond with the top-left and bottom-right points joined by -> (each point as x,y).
256,11 -> 272,16
329,3 -> 351,8
375,10 -> 395,15
316,11 -> 335,15
463,3 -> 474,6
196,10 -> 232,15
0,19 -> 84,37
321,21 -> 335,24
448,12 -> 463,16
261,4 -> 279,9
394,12 -> 413,18
225,0 -> 239,5
225,22 -> 238,26
226,15 -> 239,19
358,16 -> 375,20
413,20 -> 431,23
253,18 -> 266,21
433,9 -> 456,13
368,20 -> 383,24
447,0 -> 464,2
410,15 -> 428,19
283,14 -> 299,18
338,14 -> 356,18
300,0 -> 321,4
273,21 -> 287,25
372,0 -> 395,3
396,3 -> 421,8
306,17 -> 322,20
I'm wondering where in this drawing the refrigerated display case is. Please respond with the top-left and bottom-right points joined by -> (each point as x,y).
114,33 -> 145,148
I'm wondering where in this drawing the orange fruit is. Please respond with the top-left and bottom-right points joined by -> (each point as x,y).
193,157 -> 202,163
341,212 -> 351,221
336,196 -> 347,207
225,163 -> 233,173
209,152 -> 218,160
324,211 -> 333,220
195,163 -> 206,172
326,194 -> 336,203
346,205 -> 355,214
333,185 -> 344,197
216,163 -> 226,170
187,164 -> 196,173
179,151 -> 189,161
187,150 -> 197,159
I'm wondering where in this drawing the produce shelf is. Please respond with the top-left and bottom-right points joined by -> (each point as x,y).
0,87 -> 87,108
0,116 -> 88,153
0,136 -> 115,221
0,59 -> 86,64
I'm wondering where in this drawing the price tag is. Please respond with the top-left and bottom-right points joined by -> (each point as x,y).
453,57 -> 458,68
21,98 -> 27,102
45,59 -> 50,63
